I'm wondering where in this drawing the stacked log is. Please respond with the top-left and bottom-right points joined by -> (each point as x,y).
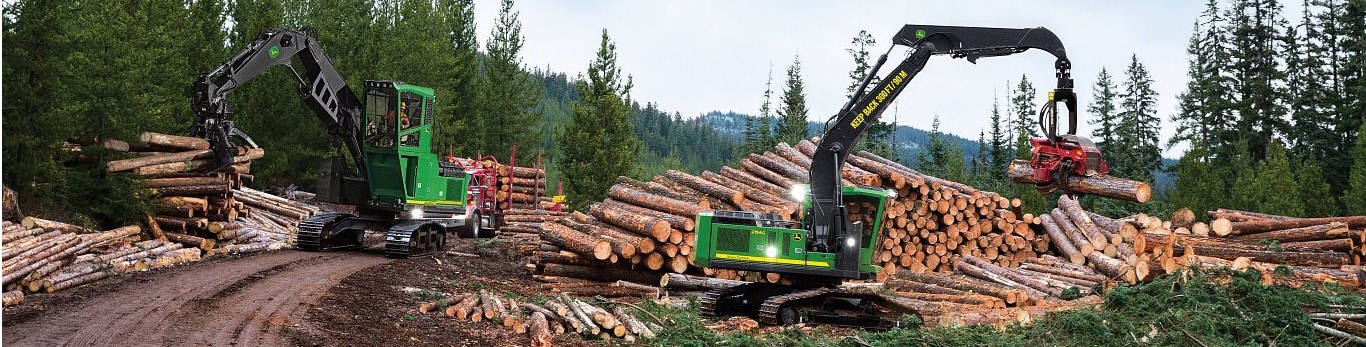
415,289 -> 656,343
491,158 -> 555,212
0,220 -> 205,297
840,146 -> 1045,281
104,131 -> 306,253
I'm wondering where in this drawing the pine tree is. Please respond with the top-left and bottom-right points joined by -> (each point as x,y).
1342,122 -> 1366,215
1169,149 -> 1226,219
556,30 -> 639,207
1251,141 -> 1304,216
1227,0 -> 1292,160
747,64 -> 777,153
1116,54 -> 1161,183
1171,0 -> 1237,159
437,0 -> 485,156
1007,76 -> 1046,213
775,55 -> 810,145
846,30 -> 897,160
987,95 -> 1010,177
1296,153 -> 1336,217
483,0 -> 542,159
916,116 -> 946,177
1286,0 -> 1336,162
1088,68 -> 1120,151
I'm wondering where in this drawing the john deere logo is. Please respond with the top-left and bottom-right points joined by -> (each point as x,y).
269,45 -> 280,58
915,29 -> 927,39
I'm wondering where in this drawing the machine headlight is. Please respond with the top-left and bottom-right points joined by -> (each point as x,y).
846,237 -> 856,248
766,246 -> 778,258
409,208 -> 423,219
790,184 -> 809,202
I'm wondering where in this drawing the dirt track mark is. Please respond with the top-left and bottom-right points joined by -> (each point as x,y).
2,250 -> 391,347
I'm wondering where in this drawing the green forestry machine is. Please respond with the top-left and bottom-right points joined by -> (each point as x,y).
190,28 -> 497,258
693,24 -> 1093,327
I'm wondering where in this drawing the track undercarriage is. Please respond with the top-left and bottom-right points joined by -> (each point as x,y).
297,211 -> 448,259
699,282 -> 902,330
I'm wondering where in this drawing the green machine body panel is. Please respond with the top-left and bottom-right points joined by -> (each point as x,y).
359,81 -> 468,212
693,185 -> 890,280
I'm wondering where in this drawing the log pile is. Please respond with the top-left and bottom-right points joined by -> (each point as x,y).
491,158 -> 556,212
1,218 -> 203,295
413,289 -> 658,344
104,132 -> 309,254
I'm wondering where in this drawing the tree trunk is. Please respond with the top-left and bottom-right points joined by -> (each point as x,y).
529,312 -> 553,347
588,202 -> 673,242
660,273 -> 748,290
539,263 -> 663,285
1231,217 -> 1366,235
1057,195 -> 1110,250
752,152 -> 810,183
21,216 -> 89,233
559,217 -> 638,259
740,158 -> 798,188
613,306 -> 655,339
107,149 -> 213,172
1048,209 -> 1096,256
1006,159 -> 1152,203
140,131 -> 210,150
2,290 -> 23,307
1231,222 -> 1350,243
164,231 -> 215,251
664,170 -> 745,205
1038,214 -> 1085,265
152,183 -> 231,197
608,185 -> 704,217
1281,238 -> 1353,252
539,222 -> 613,261
720,166 -> 791,199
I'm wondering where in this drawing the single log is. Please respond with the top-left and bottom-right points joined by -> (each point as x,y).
107,149 -> 213,172
130,149 -> 264,175
1018,263 -> 1108,283
1049,209 -> 1096,256
1230,216 -> 1366,235
479,291 -> 504,321
539,263 -> 664,285
1006,159 -> 1151,203
701,171 -> 794,212
1282,238 -> 1354,252
560,216 -> 638,259
539,222 -> 613,260
1335,318 -> 1366,339
755,152 -> 811,183
608,185 -> 704,217
589,203 -> 672,242
139,132 -> 210,150
720,166 -> 791,199
21,216 -> 89,233
1190,244 -> 1349,267
1231,222 -> 1350,242
529,312 -> 553,347
1209,208 -> 1297,222
452,294 -> 481,319
601,199 -> 694,231
665,170 -> 745,205
1314,324 -> 1366,345
1086,252 -> 1135,284
535,251 -> 611,267
660,273 -> 749,290
2,290 -> 23,307
164,231 -> 215,251
739,158 -> 798,188
893,291 -> 1006,308
152,183 -> 231,196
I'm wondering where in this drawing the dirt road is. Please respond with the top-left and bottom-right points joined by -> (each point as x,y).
3,250 -> 391,347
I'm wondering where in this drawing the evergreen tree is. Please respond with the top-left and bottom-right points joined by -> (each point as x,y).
1116,54 -> 1162,183
846,30 -> 897,160
1170,0 -> 1237,157
746,64 -> 777,153
1342,122 -> 1366,215
916,116 -> 946,176
1250,141 -> 1304,216
1227,0 -> 1292,160
1331,0 -> 1366,197
1169,149 -> 1226,220
1088,68 -> 1120,151
987,95 -> 1009,178
556,30 -> 639,207
482,0 -> 542,159
774,55 -> 810,145
1286,0 -> 1336,163
437,0 -> 485,156
1296,153 -> 1336,217
1007,76 -> 1046,213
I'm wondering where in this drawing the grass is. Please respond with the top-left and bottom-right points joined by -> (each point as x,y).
638,268 -> 1365,347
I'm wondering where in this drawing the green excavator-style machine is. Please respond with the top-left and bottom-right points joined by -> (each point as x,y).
191,28 -> 497,258
693,24 -> 1095,328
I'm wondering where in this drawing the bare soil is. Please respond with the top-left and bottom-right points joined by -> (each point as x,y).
2,236 -> 598,347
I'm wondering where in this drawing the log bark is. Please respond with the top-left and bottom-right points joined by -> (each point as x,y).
560,295 -> 600,335
664,170 -> 745,205
140,132 -> 210,150
753,152 -> 810,183
152,183 -> 231,196
1006,159 -> 1152,203
540,263 -> 665,285
560,216 -> 638,259
529,312 -> 553,347
589,203 -> 672,242
898,271 -> 1028,306
1335,318 -> 1366,339
164,231 -> 215,251
2,290 -> 23,307
1232,222 -> 1355,242
608,185 -> 704,217
720,166 -> 791,199
1038,214 -> 1085,265
1282,238 -> 1353,252
107,149 -> 213,172
613,306 -> 656,339
959,255 -> 1061,298
739,158 -> 798,188
21,216 -> 89,233
1230,216 -> 1366,235
660,273 -> 748,290
1049,209 -> 1096,256
1057,195 -> 1109,250
539,222 -> 613,260
701,171 -> 794,213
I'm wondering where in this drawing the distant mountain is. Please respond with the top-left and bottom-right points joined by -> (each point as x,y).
699,111 -> 979,164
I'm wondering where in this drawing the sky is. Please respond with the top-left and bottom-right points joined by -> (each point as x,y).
472,1 -> 1248,158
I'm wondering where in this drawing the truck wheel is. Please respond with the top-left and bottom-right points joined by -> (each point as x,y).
457,211 -> 480,238
475,215 -> 496,238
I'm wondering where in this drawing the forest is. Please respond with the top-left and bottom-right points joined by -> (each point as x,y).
2,0 -> 1365,229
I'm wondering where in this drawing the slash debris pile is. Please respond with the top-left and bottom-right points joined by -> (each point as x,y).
411,288 -> 660,345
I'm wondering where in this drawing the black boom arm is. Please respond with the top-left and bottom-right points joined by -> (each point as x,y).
806,25 -> 1075,260
190,28 -> 368,177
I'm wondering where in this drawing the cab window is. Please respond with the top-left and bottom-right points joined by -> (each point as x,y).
364,92 -> 396,148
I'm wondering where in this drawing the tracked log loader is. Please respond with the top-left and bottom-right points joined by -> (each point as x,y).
693,24 -> 1119,328
189,28 -> 497,258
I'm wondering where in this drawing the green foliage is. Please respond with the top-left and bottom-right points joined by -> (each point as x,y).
1114,54 -> 1162,183
1296,154 -> 1336,217
1343,122 -> 1366,215
846,30 -> 897,161
555,30 -> 639,207
1247,141 -> 1305,216
1088,68 -> 1121,151
744,65 -> 779,154
632,105 -> 737,177
914,116 -> 966,182
1168,149 -> 1227,218
480,0 -> 542,159
775,56 -> 810,145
